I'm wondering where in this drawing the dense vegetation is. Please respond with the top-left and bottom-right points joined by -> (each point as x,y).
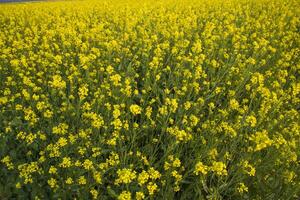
0,0 -> 299,199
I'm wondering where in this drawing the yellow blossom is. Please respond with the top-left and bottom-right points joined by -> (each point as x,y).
65,177 -> 73,184
118,191 -> 131,200
210,161 -> 227,176
194,162 -> 208,175
47,178 -> 57,189
49,75 -> 66,89
135,192 -> 145,200
147,182 -> 158,195
237,183 -> 248,193
78,176 -> 87,185
130,104 -> 142,115
115,168 -> 136,185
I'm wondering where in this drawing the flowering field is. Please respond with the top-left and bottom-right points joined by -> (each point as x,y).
0,0 -> 299,199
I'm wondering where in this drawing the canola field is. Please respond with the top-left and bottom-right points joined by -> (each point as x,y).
0,0 -> 299,199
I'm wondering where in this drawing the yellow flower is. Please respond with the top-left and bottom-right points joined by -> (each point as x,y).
47,178 -> 57,189
145,106 -> 152,119
118,191 -> 131,200
249,130 -> 272,151
23,108 -> 38,125
165,98 -> 178,113
59,157 -> 72,168
15,182 -> 22,189
172,158 -> 181,168
189,115 -> 199,127
148,167 -> 161,180
194,162 -> 208,175
166,126 -> 192,142
171,170 -> 182,184
78,176 -> 87,185
18,162 -> 39,184
43,109 -> 53,118
52,123 -> 69,135
237,183 -> 248,193
48,166 -> 57,174
147,182 -> 158,195
209,102 -> 215,110
135,192 -> 145,200
106,152 -> 120,166
245,115 -> 257,127
209,148 -> 218,160
106,65 -> 114,74
57,137 -> 68,147
283,170 -> 296,183
229,99 -> 239,110
210,161 -> 227,176
110,74 -> 122,86
82,159 -> 94,170
158,106 -> 168,115
130,104 -> 142,115
1,156 -> 14,170
65,177 -> 73,185
138,170 -> 149,185
115,168 -> 136,185
90,189 -> 98,200
241,161 -> 256,176
93,171 -> 102,184
184,101 -> 192,110
113,106 -> 121,118
79,84 -> 89,100
49,75 -> 66,89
